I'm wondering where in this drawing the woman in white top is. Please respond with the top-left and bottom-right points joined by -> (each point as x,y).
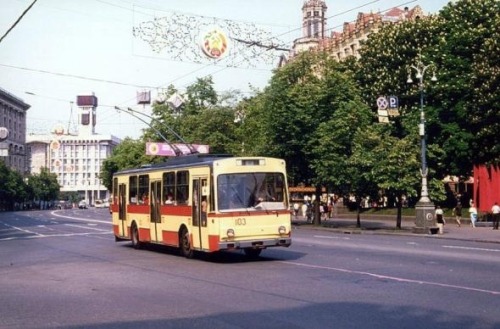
469,202 -> 478,228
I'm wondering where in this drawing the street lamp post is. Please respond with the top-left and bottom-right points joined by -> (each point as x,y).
407,59 -> 437,233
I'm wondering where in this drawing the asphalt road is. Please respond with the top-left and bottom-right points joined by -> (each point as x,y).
0,209 -> 499,329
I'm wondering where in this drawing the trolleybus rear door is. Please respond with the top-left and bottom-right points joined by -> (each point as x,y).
150,181 -> 162,243
192,178 -> 209,251
118,184 -> 127,237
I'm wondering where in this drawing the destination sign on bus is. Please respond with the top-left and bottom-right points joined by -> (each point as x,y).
146,142 -> 209,156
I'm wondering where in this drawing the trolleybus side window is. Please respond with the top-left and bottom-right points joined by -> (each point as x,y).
129,176 -> 138,204
176,171 -> 189,205
138,174 -> 149,204
162,172 -> 175,204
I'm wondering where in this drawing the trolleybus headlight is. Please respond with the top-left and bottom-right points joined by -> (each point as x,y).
227,228 -> 235,238
278,226 -> 287,235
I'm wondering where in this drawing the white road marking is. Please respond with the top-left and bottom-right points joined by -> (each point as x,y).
281,261 -> 500,296
313,235 -> 347,240
0,231 -> 111,241
64,223 -> 110,232
1,223 -> 43,237
443,245 -> 500,253
50,211 -> 111,225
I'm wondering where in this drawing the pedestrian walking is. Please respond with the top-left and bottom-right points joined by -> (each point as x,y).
435,206 -> 445,234
469,202 -> 478,228
492,202 -> 500,230
293,202 -> 300,218
453,202 -> 462,227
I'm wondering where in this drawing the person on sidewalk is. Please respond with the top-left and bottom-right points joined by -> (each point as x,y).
469,202 -> 478,228
452,202 -> 462,227
435,206 -> 445,234
492,202 -> 500,230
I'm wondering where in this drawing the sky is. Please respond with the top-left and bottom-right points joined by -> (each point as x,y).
0,0 -> 451,140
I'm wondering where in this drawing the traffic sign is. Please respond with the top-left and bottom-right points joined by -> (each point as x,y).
388,96 -> 399,108
376,96 -> 388,110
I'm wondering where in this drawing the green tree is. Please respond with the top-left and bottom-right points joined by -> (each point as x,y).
146,77 -> 240,156
100,138 -> 152,191
357,0 -> 499,180
435,0 -> 500,166
0,161 -> 30,210
259,51 -> 366,187
28,168 -> 60,206
309,98 -> 373,226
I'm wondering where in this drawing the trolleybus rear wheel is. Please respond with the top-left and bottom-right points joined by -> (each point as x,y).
131,223 -> 142,249
180,227 -> 194,258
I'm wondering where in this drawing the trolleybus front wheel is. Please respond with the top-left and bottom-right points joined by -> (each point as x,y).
244,248 -> 262,259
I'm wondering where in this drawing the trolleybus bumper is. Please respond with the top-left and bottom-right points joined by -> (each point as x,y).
219,238 -> 291,250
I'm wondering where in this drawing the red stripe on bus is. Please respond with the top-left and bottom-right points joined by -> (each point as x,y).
127,204 -> 150,213
113,225 -> 119,236
162,230 -> 179,246
139,228 -> 151,242
209,235 -> 220,252
160,205 -> 191,216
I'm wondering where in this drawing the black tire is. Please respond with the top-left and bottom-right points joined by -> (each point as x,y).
244,248 -> 262,259
131,223 -> 142,249
179,227 -> 194,258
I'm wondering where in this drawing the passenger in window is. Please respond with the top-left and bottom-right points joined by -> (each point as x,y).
201,196 -> 207,226
165,194 -> 174,205
141,193 -> 149,205
130,194 -> 137,204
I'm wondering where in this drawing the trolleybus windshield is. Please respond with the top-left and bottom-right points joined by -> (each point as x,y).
217,172 -> 287,211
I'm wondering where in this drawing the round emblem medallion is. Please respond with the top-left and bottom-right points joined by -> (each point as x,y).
200,28 -> 229,59
148,143 -> 159,155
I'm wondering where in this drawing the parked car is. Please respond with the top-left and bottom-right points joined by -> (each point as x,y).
78,200 -> 88,209
56,200 -> 72,209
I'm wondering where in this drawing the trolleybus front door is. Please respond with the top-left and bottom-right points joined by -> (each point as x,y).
118,184 -> 127,237
192,178 -> 209,251
150,181 -> 162,243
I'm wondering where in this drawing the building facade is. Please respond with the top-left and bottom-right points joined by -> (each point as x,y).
279,0 -> 424,66
27,93 -> 120,205
0,87 -> 30,174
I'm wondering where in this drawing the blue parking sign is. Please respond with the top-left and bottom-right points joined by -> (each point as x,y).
389,96 -> 399,108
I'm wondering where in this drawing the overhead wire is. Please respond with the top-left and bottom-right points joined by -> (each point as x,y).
13,0 -> 421,137
0,0 -> 39,44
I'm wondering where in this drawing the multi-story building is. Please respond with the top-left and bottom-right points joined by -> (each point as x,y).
27,93 -> 121,205
0,87 -> 30,174
279,0 -> 424,66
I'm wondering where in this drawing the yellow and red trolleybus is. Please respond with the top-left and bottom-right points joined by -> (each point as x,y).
110,154 -> 292,258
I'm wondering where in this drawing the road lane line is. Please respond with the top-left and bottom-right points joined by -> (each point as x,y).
50,211 -> 111,225
281,261 -> 500,296
64,223 -> 110,232
0,231 -> 112,241
1,222 -> 44,237
443,245 -> 500,253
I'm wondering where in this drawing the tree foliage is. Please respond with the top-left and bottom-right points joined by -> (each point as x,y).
100,137 -> 153,191
356,0 -> 499,181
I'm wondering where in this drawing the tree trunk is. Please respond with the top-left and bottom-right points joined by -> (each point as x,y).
396,194 -> 402,229
356,196 -> 361,228
314,184 -> 322,226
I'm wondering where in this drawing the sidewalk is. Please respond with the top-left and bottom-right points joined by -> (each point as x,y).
291,214 -> 500,244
